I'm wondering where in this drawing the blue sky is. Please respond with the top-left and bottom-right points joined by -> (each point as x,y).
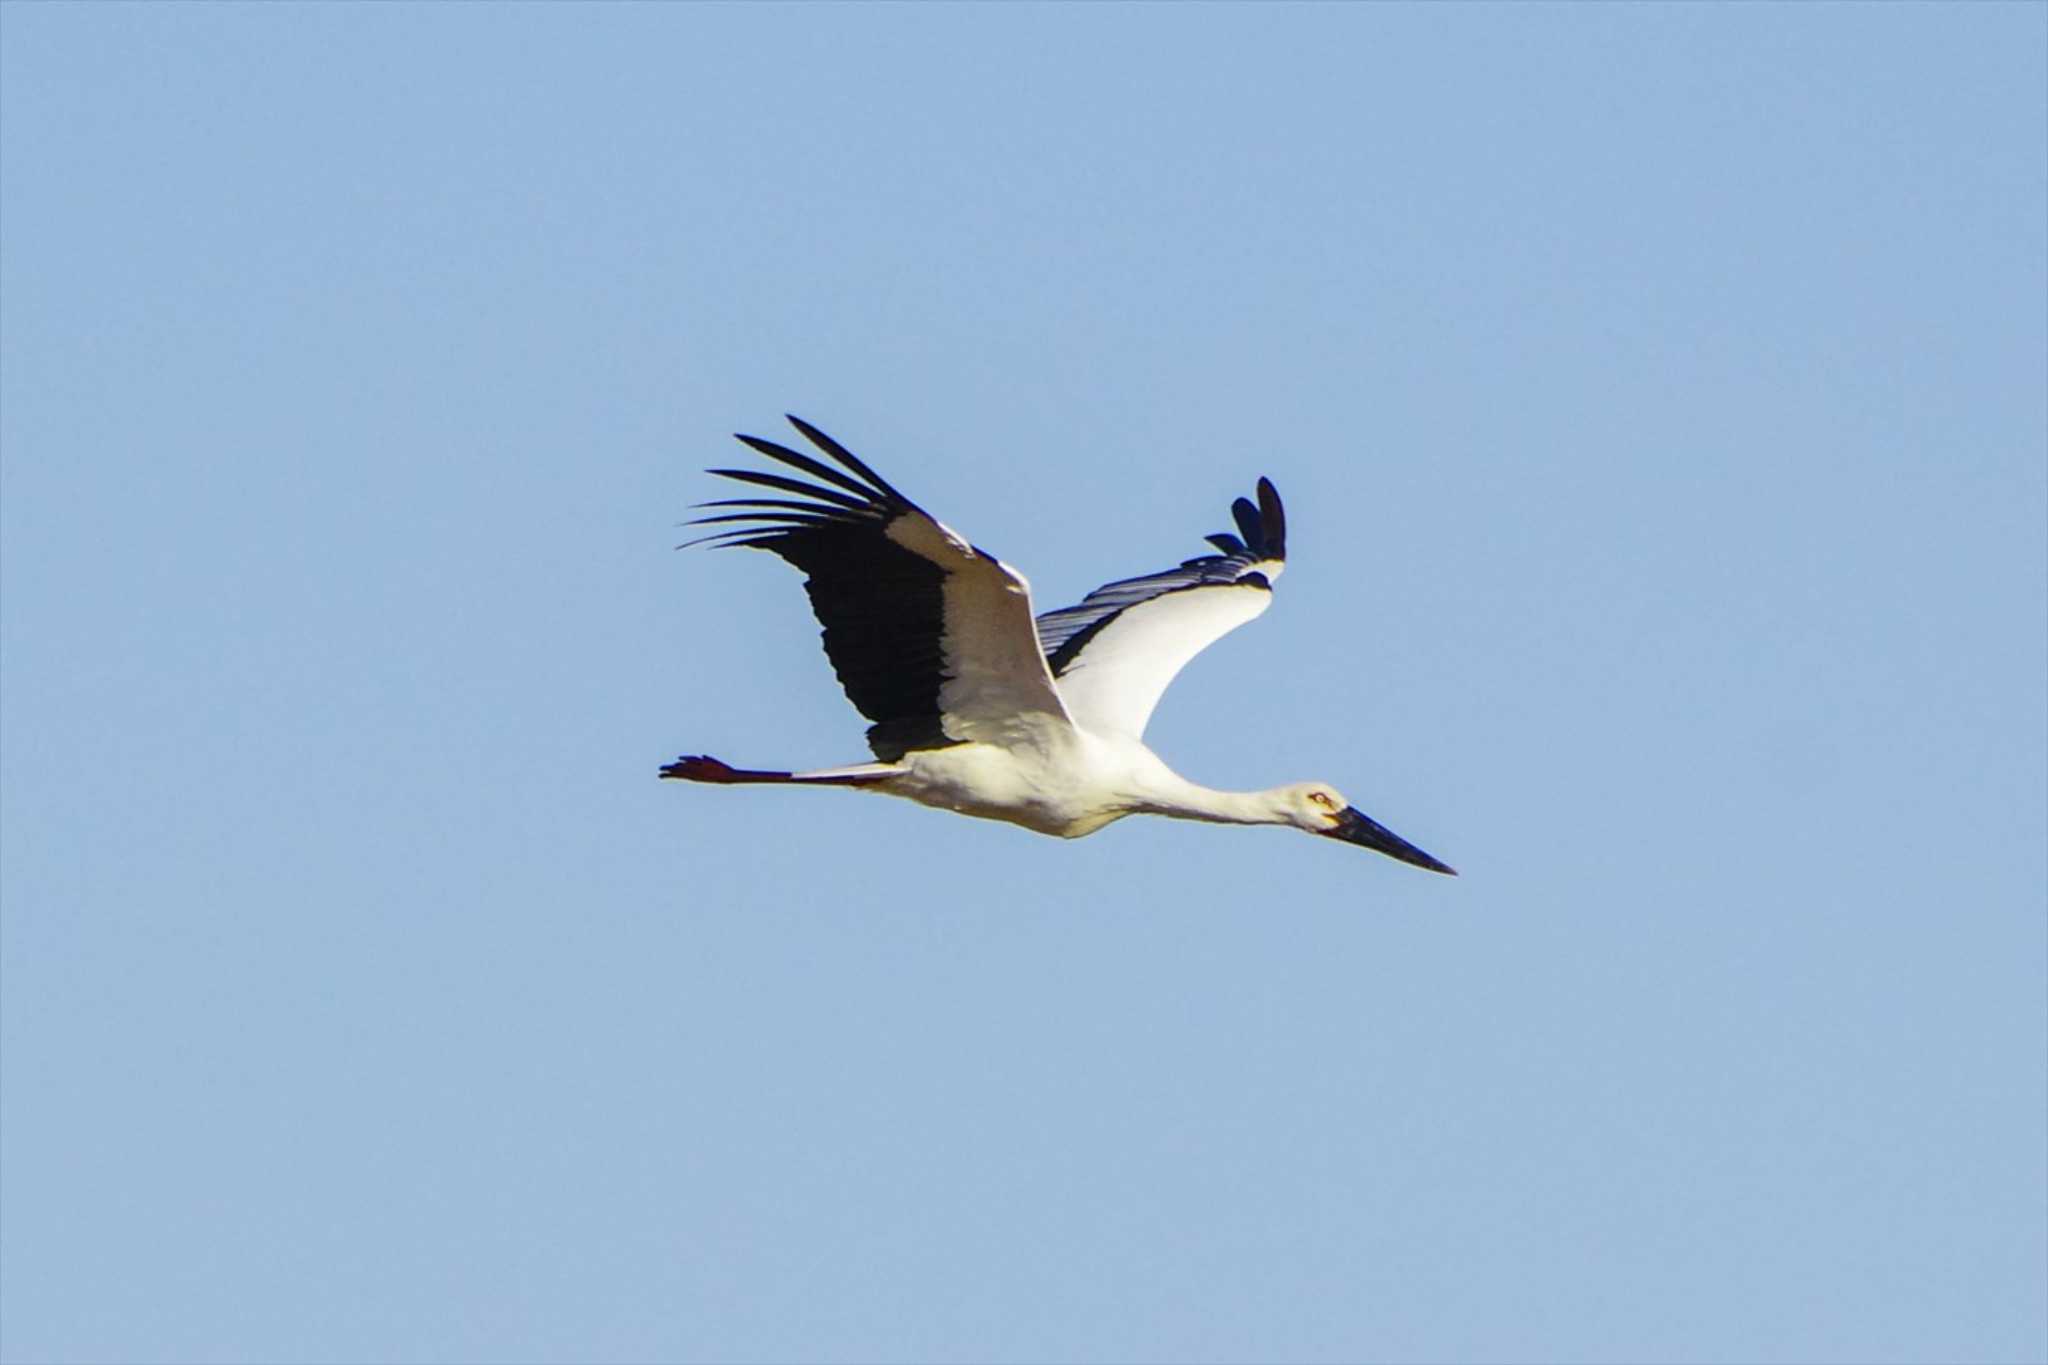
2,5 -> 2043,1363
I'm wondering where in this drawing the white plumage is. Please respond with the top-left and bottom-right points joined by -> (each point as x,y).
662,416 -> 1454,874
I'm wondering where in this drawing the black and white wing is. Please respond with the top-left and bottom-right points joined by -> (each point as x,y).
1035,479 -> 1286,740
683,417 -> 1072,759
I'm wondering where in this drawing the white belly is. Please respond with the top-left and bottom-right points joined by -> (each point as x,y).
880,740 -> 1131,838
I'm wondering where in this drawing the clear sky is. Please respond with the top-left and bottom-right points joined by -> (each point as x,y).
2,5 -> 2043,1363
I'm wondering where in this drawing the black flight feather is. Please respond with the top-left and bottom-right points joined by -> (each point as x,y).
784,415 -> 912,505
732,434 -> 893,505
1255,477 -> 1286,560
683,418 -> 955,759
1231,497 -> 1262,550
702,468 -> 874,511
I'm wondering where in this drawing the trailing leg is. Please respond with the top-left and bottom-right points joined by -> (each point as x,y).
659,754 -> 899,786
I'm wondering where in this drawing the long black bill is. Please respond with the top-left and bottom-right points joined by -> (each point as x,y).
1323,806 -> 1457,875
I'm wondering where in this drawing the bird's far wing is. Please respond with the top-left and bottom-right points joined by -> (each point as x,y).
1035,478 -> 1286,740
683,417 -> 1072,757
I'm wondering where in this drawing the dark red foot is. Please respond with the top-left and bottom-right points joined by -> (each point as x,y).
660,754 -> 739,782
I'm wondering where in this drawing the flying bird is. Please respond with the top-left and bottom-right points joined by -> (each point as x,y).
662,417 -> 1455,874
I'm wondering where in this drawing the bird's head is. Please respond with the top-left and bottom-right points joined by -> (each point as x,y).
1282,782 -> 1457,875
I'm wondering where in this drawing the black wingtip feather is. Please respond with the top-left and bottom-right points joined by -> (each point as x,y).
784,416 -> 912,506
1256,477 -> 1286,561
1231,496 -> 1262,551
731,434 -> 895,505
705,467 -> 874,511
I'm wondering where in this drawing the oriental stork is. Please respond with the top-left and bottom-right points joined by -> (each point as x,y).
661,417 -> 1455,874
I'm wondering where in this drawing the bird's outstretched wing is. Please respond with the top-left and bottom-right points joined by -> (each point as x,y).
683,417 -> 1072,758
1034,479 -> 1286,740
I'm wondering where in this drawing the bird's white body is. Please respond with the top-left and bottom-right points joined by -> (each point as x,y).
876,727 -> 1282,839
662,417 -> 1455,875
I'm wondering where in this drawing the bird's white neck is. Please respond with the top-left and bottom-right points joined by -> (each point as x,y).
1128,769 -> 1294,828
